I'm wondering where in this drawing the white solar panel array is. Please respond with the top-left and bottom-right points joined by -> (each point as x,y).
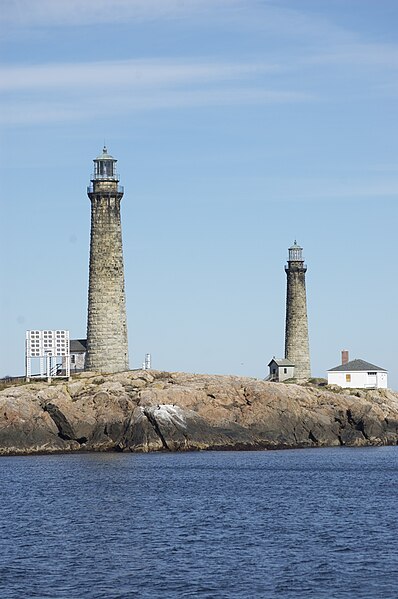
26,330 -> 69,357
26,330 -> 70,379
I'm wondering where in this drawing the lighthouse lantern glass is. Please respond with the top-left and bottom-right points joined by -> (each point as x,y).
95,159 -> 115,179
288,242 -> 303,262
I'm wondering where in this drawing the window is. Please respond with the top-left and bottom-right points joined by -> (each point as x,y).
71,355 -> 76,364
368,372 -> 376,376
346,374 -> 351,382
284,368 -> 287,374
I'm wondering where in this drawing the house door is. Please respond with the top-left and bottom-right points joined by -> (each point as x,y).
367,372 -> 377,387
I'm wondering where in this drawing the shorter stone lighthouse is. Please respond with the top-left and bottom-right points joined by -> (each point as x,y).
85,147 -> 129,373
284,241 -> 311,379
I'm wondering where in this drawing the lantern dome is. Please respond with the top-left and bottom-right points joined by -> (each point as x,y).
95,146 -> 115,161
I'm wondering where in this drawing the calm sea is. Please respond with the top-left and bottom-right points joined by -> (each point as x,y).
0,448 -> 397,599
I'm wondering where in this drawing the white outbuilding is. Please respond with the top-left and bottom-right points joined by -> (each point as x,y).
327,358 -> 388,389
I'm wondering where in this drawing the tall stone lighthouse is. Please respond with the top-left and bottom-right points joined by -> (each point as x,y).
85,147 -> 129,373
284,241 -> 311,379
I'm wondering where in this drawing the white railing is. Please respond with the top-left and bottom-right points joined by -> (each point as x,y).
91,172 -> 119,181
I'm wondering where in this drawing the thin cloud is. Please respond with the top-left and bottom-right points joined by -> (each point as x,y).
1,0 -> 243,26
0,87 -> 314,126
368,163 -> 398,173
0,57 -> 313,126
308,43 -> 398,69
0,59 -> 280,92
268,180 -> 398,203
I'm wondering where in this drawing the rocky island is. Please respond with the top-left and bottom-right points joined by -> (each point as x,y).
0,370 -> 397,455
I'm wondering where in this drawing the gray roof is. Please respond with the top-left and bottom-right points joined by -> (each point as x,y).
268,358 -> 295,367
70,339 -> 87,353
328,358 -> 387,372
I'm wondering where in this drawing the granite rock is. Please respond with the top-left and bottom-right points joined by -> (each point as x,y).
0,371 -> 397,455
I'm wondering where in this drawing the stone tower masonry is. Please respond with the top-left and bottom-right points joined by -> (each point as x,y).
85,147 -> 129,373
284,241 -> 311,379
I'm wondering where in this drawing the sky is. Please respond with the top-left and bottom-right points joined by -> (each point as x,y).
0,0 -> 397,388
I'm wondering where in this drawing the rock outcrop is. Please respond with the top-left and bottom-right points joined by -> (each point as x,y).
0,370 -> 397,455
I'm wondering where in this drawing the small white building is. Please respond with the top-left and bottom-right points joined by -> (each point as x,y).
69,339 -> 87,372
268,358 -> 295,382
327,358 -> 388,389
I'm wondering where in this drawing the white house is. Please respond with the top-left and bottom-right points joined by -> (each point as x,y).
267,358 -> 295,382
327,358 -> 388,389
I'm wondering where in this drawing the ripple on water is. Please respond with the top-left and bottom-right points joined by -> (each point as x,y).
0,447 -> 397,598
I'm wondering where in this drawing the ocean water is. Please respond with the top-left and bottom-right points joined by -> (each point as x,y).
0,448 -> 397,599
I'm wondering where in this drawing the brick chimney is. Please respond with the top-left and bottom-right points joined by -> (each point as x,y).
341,350 -> 349,365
